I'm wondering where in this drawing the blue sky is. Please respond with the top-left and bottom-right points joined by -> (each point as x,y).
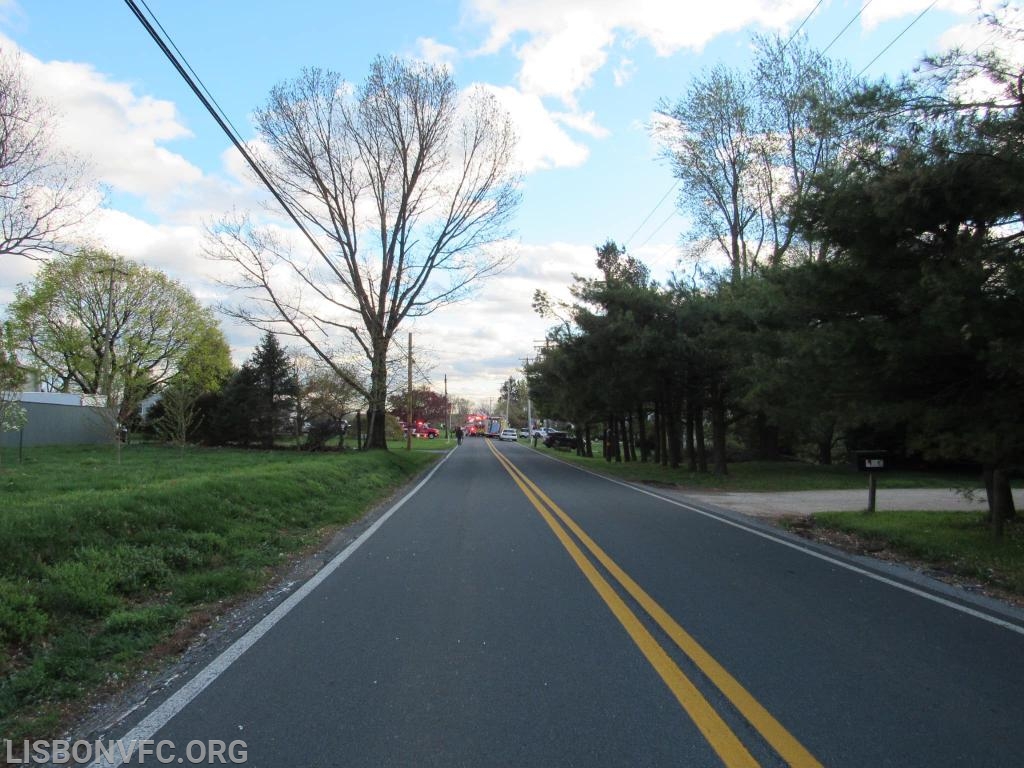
0,1 -> 999,406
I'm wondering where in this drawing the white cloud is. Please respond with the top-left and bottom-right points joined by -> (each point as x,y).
8,35 -> 272,229
414,36 -> 460,70
410,240 -> 599,403
515,11 -> 615,104
480,84 -> 591,171
862,0 -> 979,31
467,0 -> 818,104
552,109 -> 610,139
17,47 -> 202,204
613,56 -> 636,87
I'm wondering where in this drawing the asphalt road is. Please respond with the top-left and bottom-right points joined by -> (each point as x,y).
91,438 -> 1024,767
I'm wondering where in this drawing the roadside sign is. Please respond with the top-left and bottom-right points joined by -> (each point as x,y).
855,451 -> 887,472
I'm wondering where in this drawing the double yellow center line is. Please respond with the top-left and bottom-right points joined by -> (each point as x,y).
486,440 -> 822,768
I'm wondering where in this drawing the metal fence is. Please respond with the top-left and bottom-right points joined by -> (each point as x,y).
1,400 -> 110,448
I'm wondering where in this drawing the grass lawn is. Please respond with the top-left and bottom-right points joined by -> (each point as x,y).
804,510 -> 1024,595
388,436 -> 456,452
529,442 -> 981,492
0,443 -> 438,740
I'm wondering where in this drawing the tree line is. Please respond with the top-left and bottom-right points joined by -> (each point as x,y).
1,50 -> 521,454
528,12 -> 1022,534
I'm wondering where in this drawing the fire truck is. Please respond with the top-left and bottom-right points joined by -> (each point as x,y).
463,414 -> 503,437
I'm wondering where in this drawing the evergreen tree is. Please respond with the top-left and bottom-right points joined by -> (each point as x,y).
249,333 -> 299,448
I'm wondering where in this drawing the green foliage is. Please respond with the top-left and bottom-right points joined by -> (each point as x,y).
0,579 -> 48,646
388,386 -> 448,425
175,324 -> 233,393
202,332 -> 299,447
0,443 -> 437,739
37,561 -> 118,618
811,511 -> 1024,593
5,249 -> 224,424
534,20 -> 1023,499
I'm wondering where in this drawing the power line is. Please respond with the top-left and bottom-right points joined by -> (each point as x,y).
123,0 -> 332,263
136,0 -> 249,150
856,1 -> 938,78
821,0 -> 875,55
633,207 -> 678,251
782,0 -> 826,52
623,180 -> 679,249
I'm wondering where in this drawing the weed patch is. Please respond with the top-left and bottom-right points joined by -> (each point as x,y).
0,444 -> 436,740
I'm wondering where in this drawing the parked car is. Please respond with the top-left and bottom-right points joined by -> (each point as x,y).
518,428 -> 530,439
499,428 -> 518,442
543,430 -> 577,449
532,427 -> 550,438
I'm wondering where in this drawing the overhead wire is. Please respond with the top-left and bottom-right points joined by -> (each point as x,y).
782,0 -> 827,52
123,0 -> 332,263
856,0 -> 938,78
821,0 -> 875,54
645,1 -> 947,273
135,0 -> 250,150
623,180 -> 679,250
632,207 -> 678,252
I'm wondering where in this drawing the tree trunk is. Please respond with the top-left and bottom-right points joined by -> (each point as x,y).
653,403 -> 663,465
695,404 -> 708,473
686,400 -> 697,472
817,421 -> 835,465
637,405 -> 648,463
584,423 -> 593,458
711,383 -> 728,476
985,466 -> 1016,537
364,346 -> 390,449
753,412 -> 780,460
667,400 -> 682,470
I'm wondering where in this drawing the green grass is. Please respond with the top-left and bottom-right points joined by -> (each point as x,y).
530,442 -> 980,492
807,511 -> 1024,594
387,436 -> 456,452
0,443 -> 437,740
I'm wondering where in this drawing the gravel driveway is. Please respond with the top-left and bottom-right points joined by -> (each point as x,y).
660,487 -> 1020,519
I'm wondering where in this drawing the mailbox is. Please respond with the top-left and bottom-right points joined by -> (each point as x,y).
855,450 -> 887,472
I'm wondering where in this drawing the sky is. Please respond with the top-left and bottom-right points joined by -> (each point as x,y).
0,0 -> 1003,409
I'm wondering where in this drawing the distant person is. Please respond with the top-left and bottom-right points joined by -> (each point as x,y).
455,426 -> 464,445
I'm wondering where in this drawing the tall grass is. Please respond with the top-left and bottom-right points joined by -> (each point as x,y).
0,444 -> 437,740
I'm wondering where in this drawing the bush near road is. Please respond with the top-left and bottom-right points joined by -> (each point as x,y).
0,444 -> 437,741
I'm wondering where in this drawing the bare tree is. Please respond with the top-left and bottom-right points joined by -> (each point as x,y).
209,56 -> 520,448
654,39 -> 853,279
751,34 -> 853,265
655,64 -> 765,284
0,50 -> 94,259
155,379 -> 203,454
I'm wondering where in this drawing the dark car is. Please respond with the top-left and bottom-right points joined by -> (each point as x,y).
543,430 -> 577,449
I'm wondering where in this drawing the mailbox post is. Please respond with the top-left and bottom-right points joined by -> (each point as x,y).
855,451 -> 887,514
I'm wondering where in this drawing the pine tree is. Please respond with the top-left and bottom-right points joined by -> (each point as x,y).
249,333 -> 298,448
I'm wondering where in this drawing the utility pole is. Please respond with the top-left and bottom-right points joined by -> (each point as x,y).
521,356 -> 532,431
406,333 -> 413,452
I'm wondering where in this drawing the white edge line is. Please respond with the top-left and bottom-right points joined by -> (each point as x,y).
536,450 -> 1024,637
89,451 -> 452,768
